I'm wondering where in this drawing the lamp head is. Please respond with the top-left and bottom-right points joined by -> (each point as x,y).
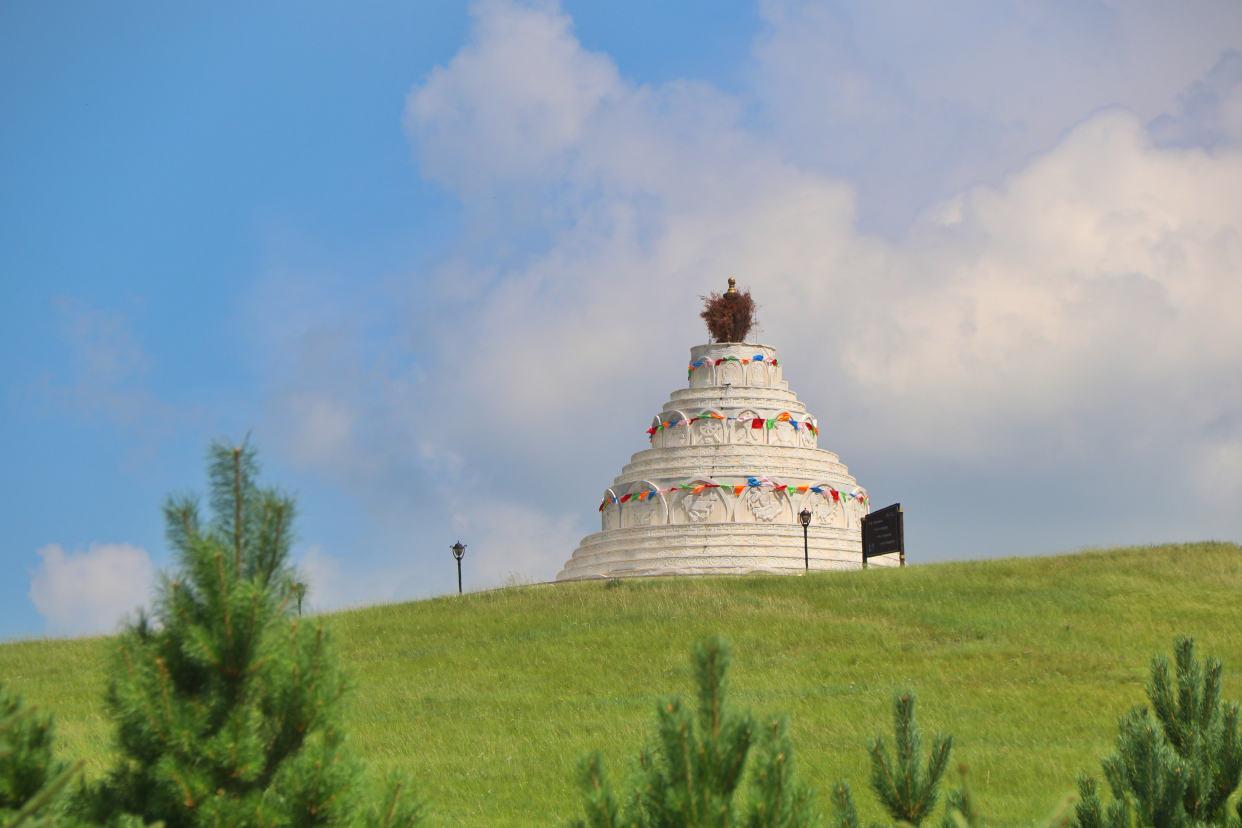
798,508 -> 812,527
451,541 -> 467,561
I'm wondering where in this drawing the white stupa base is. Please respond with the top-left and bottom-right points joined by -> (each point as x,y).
556,523 -> 899,580
555,339 -> 893,583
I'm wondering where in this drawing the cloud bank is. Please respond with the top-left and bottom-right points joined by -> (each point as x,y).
29,542 -> 153,636
257,0 -> 1242,602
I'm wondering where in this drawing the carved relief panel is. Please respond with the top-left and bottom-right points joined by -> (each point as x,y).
772,415 -> 797,447
664,411 -> 690,448
748,361 -> 770,387
732,409 -> 765,445
622,482 -> 668,528
798,486 -> 841,527
735,482 -> 791,524
719,359 -> 744,387
694,414 -> 726,446
799,418 -> 817,448
601,487 -> 620,531
690,362 -> 713,388
845,490 -> 869,529
672,482 -> 730,525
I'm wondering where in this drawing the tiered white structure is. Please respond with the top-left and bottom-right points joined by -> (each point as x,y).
556,339 -> 898,580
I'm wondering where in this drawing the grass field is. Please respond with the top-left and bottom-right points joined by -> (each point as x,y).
3,541 -> 1241,827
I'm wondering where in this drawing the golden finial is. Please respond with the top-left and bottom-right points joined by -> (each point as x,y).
724,277 -> 739,299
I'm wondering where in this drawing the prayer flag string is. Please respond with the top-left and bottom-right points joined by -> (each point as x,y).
647,412 -> 817,438
687,355 -> 779,380
599,481 -> 866,510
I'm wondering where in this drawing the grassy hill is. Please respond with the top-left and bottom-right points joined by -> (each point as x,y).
3,542 -> 1241,827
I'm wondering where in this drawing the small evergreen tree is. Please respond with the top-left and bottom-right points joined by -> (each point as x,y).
78,439 -> 422,828
571,636 -> 815,828
1074,636 -> 1242,828
745,716 -> 817,828
829,690 -> 951,828
0,685 -> 82,828
866,690 -> 952,827
833,761 -> 1074,828
1148,637 -> 1242,822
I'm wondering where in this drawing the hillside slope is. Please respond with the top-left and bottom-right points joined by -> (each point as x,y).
3,542 -> 1241,826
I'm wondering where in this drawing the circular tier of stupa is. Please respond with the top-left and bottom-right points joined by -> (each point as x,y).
556,288 -> 898,580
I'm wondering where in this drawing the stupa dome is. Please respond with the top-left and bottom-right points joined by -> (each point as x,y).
557,292 -> 899,580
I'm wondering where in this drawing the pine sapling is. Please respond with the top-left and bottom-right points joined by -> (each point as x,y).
826,780 -> 860,828
571,753 -> 624,828
0,685 -> 82,828
571,636 -> 816,828
868,690 -> 953,826
77,439 -> 423,828
635,635 -> 754,827
1074,773 -> 1133,828
745,716 -> 816,828
360,774 -> 427,828
1100,709 -> 1188,828
1075,636 -> 1242,828
1146,636 -> 1242,823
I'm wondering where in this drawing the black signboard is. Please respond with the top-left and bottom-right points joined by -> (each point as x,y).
862,503 -> 904,566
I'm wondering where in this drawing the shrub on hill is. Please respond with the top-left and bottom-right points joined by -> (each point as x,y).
829,689 -> 952,828
74,440 -> 423,828
572,636 -> 1084,828
0,684 -> 82,828
571,635 -> 815,828
1074,636 -> 1242,828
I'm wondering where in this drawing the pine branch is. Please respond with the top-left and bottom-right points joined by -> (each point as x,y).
1075,774 -> 1105,828
827,781 -> 860,828
3,759 -> 83,828
267,501 -> 285,584
745,716 -> 815,828
869,690 -> 951,827
232,446 -> 244,577
0,705 -> 38,738
574,753 -> 622,828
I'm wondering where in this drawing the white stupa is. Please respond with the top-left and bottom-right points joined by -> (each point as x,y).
557,281 -> 898,580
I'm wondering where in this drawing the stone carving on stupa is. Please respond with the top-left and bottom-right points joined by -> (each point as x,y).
555,281 -> 898,580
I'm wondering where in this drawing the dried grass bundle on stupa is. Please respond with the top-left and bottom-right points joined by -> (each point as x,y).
700,278 -> 757,343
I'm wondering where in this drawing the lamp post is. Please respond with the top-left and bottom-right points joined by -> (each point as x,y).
450,541 -> 466,594
798,508 -> 812,572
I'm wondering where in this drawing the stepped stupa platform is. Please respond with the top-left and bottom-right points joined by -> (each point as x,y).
556,282 -> 898,580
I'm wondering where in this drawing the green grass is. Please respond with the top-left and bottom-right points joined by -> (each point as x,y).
3,542 -> 1241,827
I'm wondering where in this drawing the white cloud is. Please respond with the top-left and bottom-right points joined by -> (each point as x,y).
843,110 -> 1242,463
407,0 -> 621,196
452,501 -> 581,587
750,0 -> 1242,233
31,299 -> 195,468
258,0 -> 1242,590
29,542 -> 154,636
39,299 -> 158,427
401,0 -> 1242,557
298,544 -> 348,610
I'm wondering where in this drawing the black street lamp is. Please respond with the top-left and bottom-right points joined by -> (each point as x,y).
798,508 -> 812,572
450,541 -> 466,594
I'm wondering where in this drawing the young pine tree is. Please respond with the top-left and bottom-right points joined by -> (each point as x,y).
1,685 -> 83,828
867,690 -> 952,827
572,635 -> 815,828
830,690 -> 952,828
79,440 -> 422,828
1074,636 -> 1242,828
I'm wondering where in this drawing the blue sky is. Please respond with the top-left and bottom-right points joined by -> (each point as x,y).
3,0 -> 1241,638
